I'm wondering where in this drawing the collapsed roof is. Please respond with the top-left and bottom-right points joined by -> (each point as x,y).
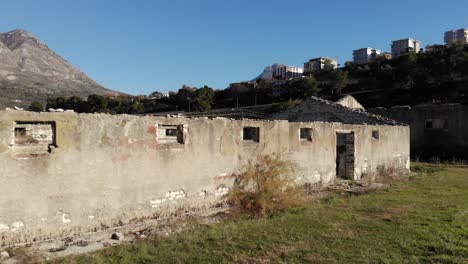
272,96 -> 406,126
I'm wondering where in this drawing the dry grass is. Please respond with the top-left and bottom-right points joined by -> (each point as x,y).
227,154 -> 306,218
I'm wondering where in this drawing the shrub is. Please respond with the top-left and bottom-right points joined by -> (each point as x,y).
228,154 -> 306,217
28,102 -> 44,112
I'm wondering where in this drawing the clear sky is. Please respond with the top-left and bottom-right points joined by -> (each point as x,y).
1,0 -> 467,95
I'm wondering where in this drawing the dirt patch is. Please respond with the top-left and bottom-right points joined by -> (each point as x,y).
1,206 -> 229,263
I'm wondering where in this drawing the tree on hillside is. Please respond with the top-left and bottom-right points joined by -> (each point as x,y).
87,94 -> 108,113
46,97 -> 67,109
288,76 -> 318,98
176,85 -> 197,111
65,96 -> 85,112
395,51 -> 418,87
323,59 -> 336,72
330,69 -> 348,96
193,85 -> 215,112
28,102 -> 44,112
129,101 -> 145,114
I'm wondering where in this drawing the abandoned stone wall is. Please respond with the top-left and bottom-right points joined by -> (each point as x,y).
369,104 -> 468,159
0,111 -> 409,246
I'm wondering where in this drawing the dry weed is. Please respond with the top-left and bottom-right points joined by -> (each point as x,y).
228,154 -> 306,217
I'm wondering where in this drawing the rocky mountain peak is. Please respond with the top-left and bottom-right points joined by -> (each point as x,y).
252,63 -> 286,81
0,29 -> 116,109
0,29 -> 45,52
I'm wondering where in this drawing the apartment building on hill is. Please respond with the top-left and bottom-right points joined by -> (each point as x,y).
352,48 -> 381,64
444,28 -> 468,46
391,38 -> 421,58
304,57 -> 337,73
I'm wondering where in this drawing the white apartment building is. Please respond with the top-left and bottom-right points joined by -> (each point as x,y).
391,38 -> 421,58
444,28 -> 468,46
352,48 -> 381,64
274,65 -> 303,80
304,57 -> 338,73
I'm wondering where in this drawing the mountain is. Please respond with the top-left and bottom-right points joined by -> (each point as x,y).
0,29 -> 117,109
251,63 -> 286,81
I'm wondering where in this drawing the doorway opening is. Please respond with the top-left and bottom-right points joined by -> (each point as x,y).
336,132 -> 355,179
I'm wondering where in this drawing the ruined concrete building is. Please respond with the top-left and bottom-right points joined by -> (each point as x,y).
369,104 -> 468,159
0,98 -> 409,246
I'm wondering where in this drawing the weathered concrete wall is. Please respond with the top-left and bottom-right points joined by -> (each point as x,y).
369,104 -> 468,159
0,111 -> 409,246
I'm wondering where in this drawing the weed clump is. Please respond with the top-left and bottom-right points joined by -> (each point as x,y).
228,154 -> 306,217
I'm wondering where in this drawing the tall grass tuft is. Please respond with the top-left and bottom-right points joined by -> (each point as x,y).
228,154 -> 306,218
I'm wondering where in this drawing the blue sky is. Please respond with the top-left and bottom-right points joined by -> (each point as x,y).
1,0 -> 467,95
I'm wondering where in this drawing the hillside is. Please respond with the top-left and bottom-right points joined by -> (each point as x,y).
36,43 -> 468,115
0,29 -> 116,109
314,44 -> 468,107
224,44 -> 468,110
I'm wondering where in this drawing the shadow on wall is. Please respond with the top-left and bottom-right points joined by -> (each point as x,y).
413,146 -> 468,162
368,104 -> 468,161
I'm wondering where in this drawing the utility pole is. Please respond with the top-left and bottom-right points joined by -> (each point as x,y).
187,97 -> 192,112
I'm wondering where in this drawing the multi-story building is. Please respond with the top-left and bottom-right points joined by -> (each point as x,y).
444,28 -> 468,46
304,57 -> 337,73
352,48 -> 381,64
274,65 -> 303,80
391,38 -> 421,58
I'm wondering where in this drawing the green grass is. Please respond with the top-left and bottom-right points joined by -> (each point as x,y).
51,164 -> 468,263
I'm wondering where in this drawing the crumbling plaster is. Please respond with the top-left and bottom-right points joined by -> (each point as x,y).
0,111 -> 409,246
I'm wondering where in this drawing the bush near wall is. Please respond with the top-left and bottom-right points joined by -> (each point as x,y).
228,155 -> 306,217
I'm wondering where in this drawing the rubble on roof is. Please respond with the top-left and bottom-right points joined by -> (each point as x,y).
271,96 -> 406,126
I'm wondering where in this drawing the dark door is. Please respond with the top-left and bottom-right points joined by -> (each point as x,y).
336,132 -> 355,179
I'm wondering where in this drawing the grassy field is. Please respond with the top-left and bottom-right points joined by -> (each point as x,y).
52,164 -> 468,263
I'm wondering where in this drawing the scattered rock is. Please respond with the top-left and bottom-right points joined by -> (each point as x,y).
329,180 -> 390,195
48,145 -> 57,154
61,213 -> 72,224
368,183 -> 389,190
0,251 -> 10,260
48,246 -> 67,253
111,232 -> 124,240
0,223 -> 9,231
55,108 -> 64,112
63,237 -> 74,244
10,221 -> 24,231
72,240 -> 90,247
102,242 -> 112,247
